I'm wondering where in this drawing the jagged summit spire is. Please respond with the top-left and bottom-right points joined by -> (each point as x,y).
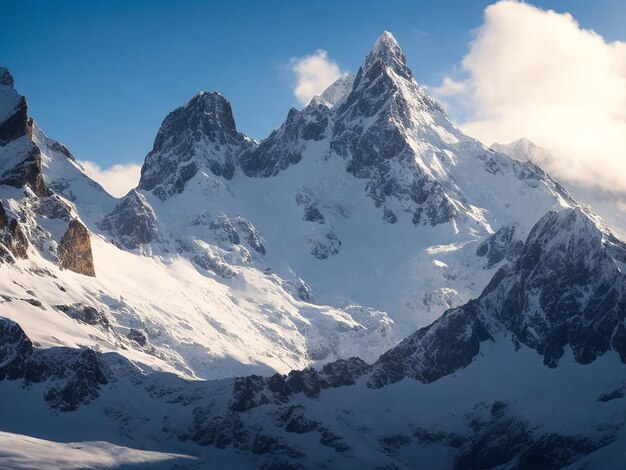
372,31 -> 402,58
362,31 -> 409,77
0,67 -> 14,88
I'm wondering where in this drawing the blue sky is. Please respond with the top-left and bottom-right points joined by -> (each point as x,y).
1,0 -> 625,168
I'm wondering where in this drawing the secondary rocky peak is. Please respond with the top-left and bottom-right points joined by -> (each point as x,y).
0,67 -> 14,88
138,90 -> 254,199
151,91 -> 238,153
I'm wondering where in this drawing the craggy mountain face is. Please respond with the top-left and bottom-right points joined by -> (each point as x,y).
139,91 -> 255,199
1,207 -> 625,468
369,207 -> 626,387
0,33 -> 625,468
108,31 -> 575,341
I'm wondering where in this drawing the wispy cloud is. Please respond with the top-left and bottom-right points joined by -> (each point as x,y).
290,50 -> 347,105
432,0 -> 626,192
80,160 -> 141,197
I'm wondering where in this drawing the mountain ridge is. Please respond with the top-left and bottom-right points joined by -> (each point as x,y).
0,31 -> 625,468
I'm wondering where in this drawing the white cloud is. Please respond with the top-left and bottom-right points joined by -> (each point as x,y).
433,0 -> 626,192
80,161 -> 141,197
291,50 -> 347,105
431,77 -> 467,97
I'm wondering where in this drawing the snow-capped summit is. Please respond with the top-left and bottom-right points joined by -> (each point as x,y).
138,91 -> 255,199
362,31 -> 408,77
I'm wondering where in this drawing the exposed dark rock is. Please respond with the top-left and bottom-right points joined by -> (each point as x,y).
0,200 -> 6,229
210,212 -> 240,245
240,103 -> 329,178
273,405 -> 320,434
517,434 -> 607,470
330,33 -> 457,227
369,207 -> 626,388
55,304 -> 109,328
6,218 -> 28,259
230,375 -> 274,412
0,67 -> 14,87
598,386 -> 624,402
379,433 -> 412,453
454,415 -> 533,469
127,328 -> 147,346
48,139 -> 75,161
192,253 -> 236,279
369,301 -> 493,387
100,190 -> 158,249
139,92 -> 254,199
321,357 -> 371,387
319,427 -> 350,452
34,195 -> 73,220
0,95 -> 31,146
234,216 -> 266,254
0,317 -> 108,411
58,219 -> 96,276
188,411 -> 248,448
303,205 -> 325,224
308,230 -> 341,259
251,434 -> 304,459
283,277 -> 312,302
0,142 -> 48,196
486,208 -> 626,367
476,224 -> 524,268
285,368 -> 325,399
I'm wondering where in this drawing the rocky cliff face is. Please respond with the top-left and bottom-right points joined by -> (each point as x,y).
0,200 -> 28,260
0,67 -> 47,196
100,190 -> 158,249
369,207 -> 626,387
58,219 -> 96,276
138,92 -> 255,200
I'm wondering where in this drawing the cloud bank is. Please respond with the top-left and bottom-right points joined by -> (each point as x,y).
80,161 -> 141,197
434,0 -> 626,192
291,50 -> 347,105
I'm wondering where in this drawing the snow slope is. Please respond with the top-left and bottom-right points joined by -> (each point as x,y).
0,33 -> 611,384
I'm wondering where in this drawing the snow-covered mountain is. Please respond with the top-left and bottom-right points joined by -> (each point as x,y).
1,206 -> 624,469
493,138 -> 626,240
0,32 -> 625,468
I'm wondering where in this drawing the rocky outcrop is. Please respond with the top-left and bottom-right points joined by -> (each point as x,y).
0,67 -> 32,146
0,317 -> 108,411
0,200 -> 28,260
369,207 -> 626,388
0,199 -> 7,230
6,219 -> 28,259
138,92 -> 254,199
0,141 -> 48,196
454,402 -> 608,470
0,67 -> 47,195
475,224 -> 524,268
58,219 -> 96,276
239,102 -> 329,177
100,190 -> 158,249
55,303 -> 109,329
